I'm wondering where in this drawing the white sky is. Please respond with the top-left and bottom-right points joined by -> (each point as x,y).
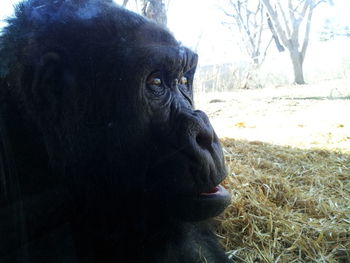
0,0 -> 349,65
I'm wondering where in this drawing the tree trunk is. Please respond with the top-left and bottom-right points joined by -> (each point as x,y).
261,0 -> 324,85
142,0 -> 167,27
290,49 -> 305,84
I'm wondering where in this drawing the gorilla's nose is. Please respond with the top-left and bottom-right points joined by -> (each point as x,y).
196,129 -> 213,150
191,110 -> 216,151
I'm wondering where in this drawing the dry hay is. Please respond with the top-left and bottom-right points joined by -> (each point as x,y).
217,138 -> 350,263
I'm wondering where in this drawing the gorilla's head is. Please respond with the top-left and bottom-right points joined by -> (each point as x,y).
0,0 -> 230,230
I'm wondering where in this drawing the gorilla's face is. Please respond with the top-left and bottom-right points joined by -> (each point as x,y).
1,0 -> 230,223
133,40 -> 229,221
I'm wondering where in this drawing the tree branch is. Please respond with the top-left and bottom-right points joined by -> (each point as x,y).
224,0 -> 270,66
233,2 -> 256,56
255,3 -> 264,57
277,1 -> 291,38
301,6 -> 313,62
267,13 -> 285,52
261,37 -> 274,65
261,0 -> 290,48
288,0 -> 295,23
299,0 -> 310,22
313,0 -> 325,9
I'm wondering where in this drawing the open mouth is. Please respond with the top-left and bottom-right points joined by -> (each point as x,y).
174,184 -> 231,222
199,184 -> 230,200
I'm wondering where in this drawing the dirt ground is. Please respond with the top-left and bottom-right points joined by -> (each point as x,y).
195,78 -> 350,153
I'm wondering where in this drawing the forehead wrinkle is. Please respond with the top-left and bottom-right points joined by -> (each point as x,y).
162,46 -> 197,72
132,44 -> 197,76
178,46 -> 198,73
135,45 -> 178,68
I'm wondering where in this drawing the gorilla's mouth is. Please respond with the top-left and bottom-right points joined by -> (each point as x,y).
198,184 -> 231,206
199,184 -> 229,198
174,184 -> 231,222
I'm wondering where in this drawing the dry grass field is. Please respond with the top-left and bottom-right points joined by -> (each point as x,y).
196,78 -> 350,262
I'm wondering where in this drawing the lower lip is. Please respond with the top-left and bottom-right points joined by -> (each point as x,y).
199,184 -> 229,198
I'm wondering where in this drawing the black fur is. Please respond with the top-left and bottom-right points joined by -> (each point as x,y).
0,1 -> 231,262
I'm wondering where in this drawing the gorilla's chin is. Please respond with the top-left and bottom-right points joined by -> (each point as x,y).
174,184 -> 231,222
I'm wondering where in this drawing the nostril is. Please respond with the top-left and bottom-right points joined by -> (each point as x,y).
195,130 -> 213,150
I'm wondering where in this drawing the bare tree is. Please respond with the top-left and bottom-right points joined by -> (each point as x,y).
223,0 -> 275,88
117,0 -> 169,26
261,0 -> 326,84
122,0 -> 129,7
224,0 -> 271,67
141,0 -> 167,26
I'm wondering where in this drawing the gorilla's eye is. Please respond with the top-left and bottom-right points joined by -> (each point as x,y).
146,73 -> 165,96
180,76 -> 188,85
147,77 -> 162,86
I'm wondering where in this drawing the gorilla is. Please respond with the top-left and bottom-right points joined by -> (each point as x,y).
0,0 -> 231,262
